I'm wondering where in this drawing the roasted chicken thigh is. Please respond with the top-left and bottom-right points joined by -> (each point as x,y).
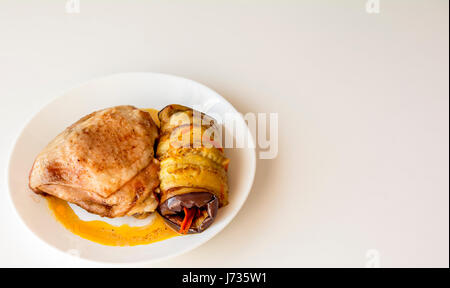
29,105 -> 160,218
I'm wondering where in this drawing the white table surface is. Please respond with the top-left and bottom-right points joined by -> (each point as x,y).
0,0 -> 448,268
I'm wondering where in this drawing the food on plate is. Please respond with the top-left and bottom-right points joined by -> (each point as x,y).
46,196 -> 177,246
29,105 -> 160,218
157,104 -> 229,234
28,103 -> 229,245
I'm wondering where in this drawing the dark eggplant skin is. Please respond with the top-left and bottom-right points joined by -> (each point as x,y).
158,104 -> 217,130
159,192 -> 218,234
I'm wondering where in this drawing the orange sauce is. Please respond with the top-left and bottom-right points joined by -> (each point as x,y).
47,196 -> 178,246
45,107 -> 178,246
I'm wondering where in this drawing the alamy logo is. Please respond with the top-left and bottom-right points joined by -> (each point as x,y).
66,0 -> 80,14
365,249 -> 381,268
366,0 -> 380,14
167,107 -> 279,160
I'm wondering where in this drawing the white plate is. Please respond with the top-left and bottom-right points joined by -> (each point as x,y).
7,73 -> 256,264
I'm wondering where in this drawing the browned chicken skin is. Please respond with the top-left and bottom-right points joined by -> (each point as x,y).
29,105 -> 160,218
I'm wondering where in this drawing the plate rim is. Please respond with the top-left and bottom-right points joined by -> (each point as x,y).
6,72 -> 257,265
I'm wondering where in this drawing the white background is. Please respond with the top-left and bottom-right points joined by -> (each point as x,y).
0,0 -> 448,267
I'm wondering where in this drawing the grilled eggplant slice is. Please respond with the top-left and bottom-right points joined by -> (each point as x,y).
157,104 -> 229,233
